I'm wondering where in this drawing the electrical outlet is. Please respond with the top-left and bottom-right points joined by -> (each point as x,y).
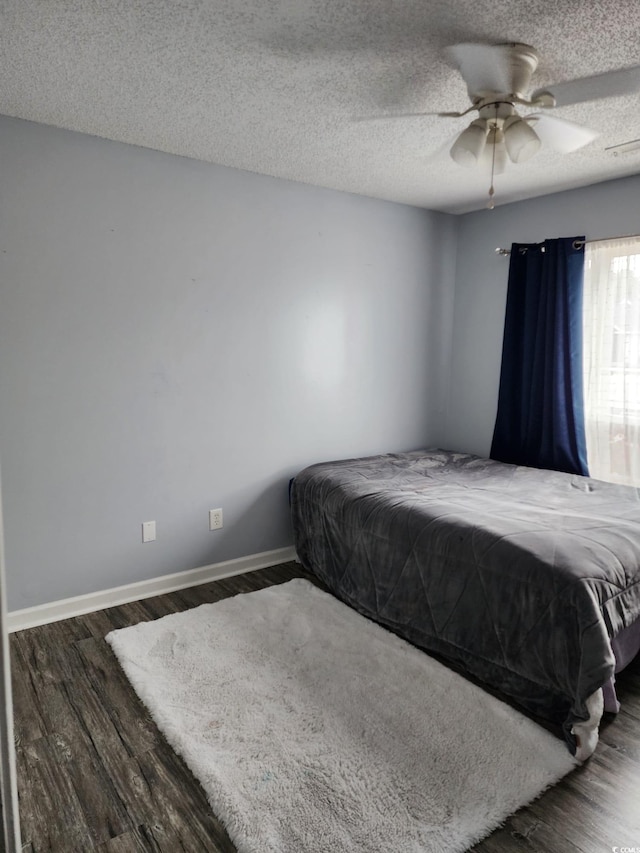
142,520 -> 156,543
209,508 -> 223,530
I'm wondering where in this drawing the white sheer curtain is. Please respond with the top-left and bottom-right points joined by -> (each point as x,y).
583,237 -> 640,487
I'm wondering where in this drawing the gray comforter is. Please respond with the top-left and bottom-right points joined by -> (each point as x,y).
290,449 -> 640,750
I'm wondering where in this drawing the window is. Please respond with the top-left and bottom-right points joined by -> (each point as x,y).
583,237 -> 640,487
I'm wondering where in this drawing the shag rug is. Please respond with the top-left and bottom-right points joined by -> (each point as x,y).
106,578 -> 577,853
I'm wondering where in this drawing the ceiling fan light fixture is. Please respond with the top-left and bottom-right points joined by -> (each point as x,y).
449,118 -> 488,166
480,128 -> 508,175
503,115 -> 541,163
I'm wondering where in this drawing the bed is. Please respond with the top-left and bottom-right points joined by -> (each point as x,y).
290,449 -> 640,759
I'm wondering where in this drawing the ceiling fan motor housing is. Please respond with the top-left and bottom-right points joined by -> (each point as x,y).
467,42 -> 539,102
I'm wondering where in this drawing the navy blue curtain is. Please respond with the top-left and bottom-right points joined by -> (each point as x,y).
490,236 -> 589,476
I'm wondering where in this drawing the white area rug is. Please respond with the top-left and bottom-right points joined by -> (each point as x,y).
106,578 -> 577,853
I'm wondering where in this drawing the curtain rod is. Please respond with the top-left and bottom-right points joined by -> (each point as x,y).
495,233 -> 640,256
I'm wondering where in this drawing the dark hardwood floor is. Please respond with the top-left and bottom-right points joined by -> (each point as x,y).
10,561 -> 640,852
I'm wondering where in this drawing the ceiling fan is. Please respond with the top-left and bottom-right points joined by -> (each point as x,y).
432,42 -> 640,205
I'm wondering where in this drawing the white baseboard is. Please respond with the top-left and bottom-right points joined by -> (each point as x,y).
7,546 -> 298,633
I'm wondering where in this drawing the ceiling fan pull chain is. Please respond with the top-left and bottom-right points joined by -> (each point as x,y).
487,105 -> 498,209
487,146 -> 496,209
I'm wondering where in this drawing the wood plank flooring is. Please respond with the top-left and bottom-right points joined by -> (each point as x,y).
10,561 -> 640,852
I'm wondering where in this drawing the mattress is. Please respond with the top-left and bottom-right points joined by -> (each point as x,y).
291,449 -> 640,754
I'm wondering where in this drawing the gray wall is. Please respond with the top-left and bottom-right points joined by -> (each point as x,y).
0,116 -> 456,611
444,174 -> 640,457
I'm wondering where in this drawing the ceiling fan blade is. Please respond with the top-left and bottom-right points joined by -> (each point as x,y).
526,113 -> 599,153
353,110 -> 463,122
532,65 -> 640,107
445,43 -> 512,95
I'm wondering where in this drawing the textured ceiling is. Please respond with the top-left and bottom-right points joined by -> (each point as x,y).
1,0 -> 640,213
